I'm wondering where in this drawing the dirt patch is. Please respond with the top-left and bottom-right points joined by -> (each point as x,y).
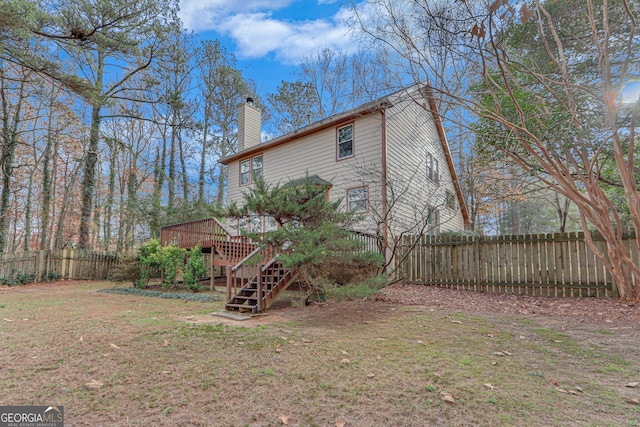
378,282 -> 640,323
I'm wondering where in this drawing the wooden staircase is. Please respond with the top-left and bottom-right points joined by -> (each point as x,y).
160,217 -> 298,313
225,248 -> 298,314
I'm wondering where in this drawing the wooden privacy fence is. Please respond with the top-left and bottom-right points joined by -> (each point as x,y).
0,249 -> 117,282
396,231 -> 638,298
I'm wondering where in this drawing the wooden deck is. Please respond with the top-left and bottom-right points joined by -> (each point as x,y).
160,217 -> 296,313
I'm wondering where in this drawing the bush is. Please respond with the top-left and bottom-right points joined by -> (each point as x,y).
136,239 -> 186,289
42,271 -> 61,282
183,245 -> 206,293
324,275 -> 389,302
108,253 -> 141,285
16,273 -> 35,284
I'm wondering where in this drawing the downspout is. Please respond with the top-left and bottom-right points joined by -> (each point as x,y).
380,108 -> 389,266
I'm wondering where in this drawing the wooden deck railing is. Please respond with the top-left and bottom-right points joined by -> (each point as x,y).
160,217 -> 256,264
160,217 -> 237,248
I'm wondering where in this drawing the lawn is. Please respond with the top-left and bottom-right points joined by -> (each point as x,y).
1,281 -> 639,426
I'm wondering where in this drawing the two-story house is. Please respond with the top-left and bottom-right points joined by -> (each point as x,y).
220,83 -> 470,260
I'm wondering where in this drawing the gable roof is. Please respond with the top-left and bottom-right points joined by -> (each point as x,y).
220,83 -> 470,228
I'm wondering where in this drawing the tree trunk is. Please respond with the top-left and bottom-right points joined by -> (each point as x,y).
79,49 -> 104,250
198,112 -> 209,204
0,69 -> 27,253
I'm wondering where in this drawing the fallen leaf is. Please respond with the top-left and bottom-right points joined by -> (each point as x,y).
568,390 -> 580,395
417,340 -> 424,345
494,351 -> 505,356
451,320 -> 462,324
302,338 -> 312,343
275,346 -> 283,353
335,419 -> 346,427
4,318 -> 14,322
440,392 -> 455,403
366,373 -> 375,378
502,350 -> 512,356
623,397 -> 640,405
85,380 -> 103,389
433,372 -> 442,378
376,355 -> 382,360
377,338 -> 385,341
109,343 -> 121,350
341,350 -> 349,356
79,336 -> 83,343
483,383 -> 496,390
161,371 -> 171,375
487,334 -> 494,338
491,361 -> 497,365
278,414 -> 291,425
237,341 -> 245,345
162,339 -> 170,347
340,358 -> 350,364
555,387 -> 568,393
626,382 -> 639,388
574,386 -> 584,393
289,340 -> 295,344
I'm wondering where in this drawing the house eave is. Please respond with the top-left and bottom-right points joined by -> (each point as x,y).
220,100 -> 394,165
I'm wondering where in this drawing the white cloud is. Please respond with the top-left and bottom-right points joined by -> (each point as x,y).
178,0 -> 293,31
179,0 -> 359,65
217,12 -> 355,64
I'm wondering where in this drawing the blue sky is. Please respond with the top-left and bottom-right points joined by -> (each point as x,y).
178,0 -> 362,96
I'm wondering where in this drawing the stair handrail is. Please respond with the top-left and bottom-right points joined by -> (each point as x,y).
261,253 -> 280,272
231,246 -> 262,273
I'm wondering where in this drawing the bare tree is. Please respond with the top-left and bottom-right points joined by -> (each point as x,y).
351,0 -> 640,300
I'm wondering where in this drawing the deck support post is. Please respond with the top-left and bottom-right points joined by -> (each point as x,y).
226,266 -> 232,302
257,269 -> 263,313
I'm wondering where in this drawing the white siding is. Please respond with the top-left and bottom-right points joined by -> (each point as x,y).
226,112 -> 384,233
384,96 -> 465,235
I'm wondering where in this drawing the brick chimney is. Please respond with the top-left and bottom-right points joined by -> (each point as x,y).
237,97 -> 261,151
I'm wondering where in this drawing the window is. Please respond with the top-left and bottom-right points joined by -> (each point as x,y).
240,160 -> 250,186
250,214 -> 261,233
347,186 -> 368,213
238,216 -> 248,232
252,155 -> 262,180
239,154 -> 263,186
427,208 -> 440,237
337,124 -> 354,160
446,191 -> 455,210
426,152 -> 439,183
264,216 -> 278,232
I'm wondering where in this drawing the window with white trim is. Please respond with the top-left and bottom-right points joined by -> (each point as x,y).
426,152 -> 439,183
347,187 -> 368,213
239,154 -> 263,186
337,124 -> 354,159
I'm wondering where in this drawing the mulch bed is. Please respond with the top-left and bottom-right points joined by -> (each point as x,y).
378,283 -> 640,323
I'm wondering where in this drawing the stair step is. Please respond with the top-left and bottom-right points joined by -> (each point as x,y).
232,295 -> 258,301
226,303 -> 257,309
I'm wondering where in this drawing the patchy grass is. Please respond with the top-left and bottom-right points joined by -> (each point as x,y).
0,281 -> 638,426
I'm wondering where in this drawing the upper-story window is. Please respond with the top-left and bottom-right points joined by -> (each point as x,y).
337,124 -> 354,160
426,152 -> 439,183
240,154 -> 263,186
445,191 -> 455,210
